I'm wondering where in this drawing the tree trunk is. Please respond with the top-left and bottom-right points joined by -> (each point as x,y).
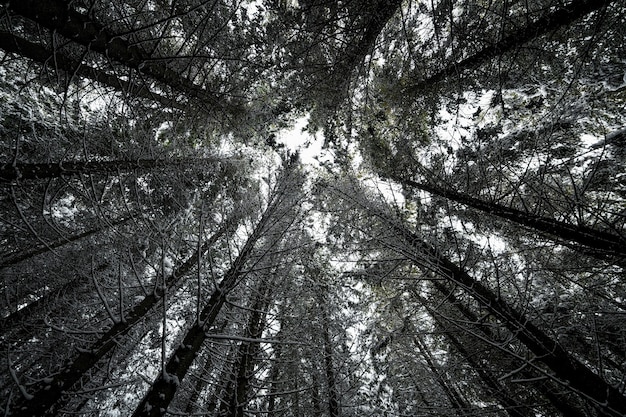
332,184 -> 626,416
318,291 -> 340,417
420,285 -> 580,417
413,333 -> 470,414
266,331 -> 283,415
5,0 -> 241,114
226,281 -> 272,417
404,0 -> 616,94
0,31 -> 183,110
131,163 -> 301,417
393,175 -> 626,260
323,0 -> 402,111
400,229 -> 626,416
0,158 -> 210,182
8,219 -> 234,417
1,216 -> 132,269
182,320 -> 228,415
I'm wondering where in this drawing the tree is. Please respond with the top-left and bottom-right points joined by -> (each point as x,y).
323,177 -> 626,416
4,0 -> 238,114
8,214 -> 238,417
391,175 -> 626,261
131,160 -> 305,417
1,0 -> 625,416
0,31 -> 183,110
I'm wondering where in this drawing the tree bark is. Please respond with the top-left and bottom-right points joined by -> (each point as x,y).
404,0 -> 616,94
4,0 -> 240,114
226,281 -> 272,417
393,175 -> 626,260
1,216 -> 132,269
317,290 -> 340,417
0,158 -> 208,183
413,333 -> 470,414
0,31 -> 184,110
323,0 -> 402,110
397,226 -> 626,416
332,184 -> 626,416
421,284 -> 585,417
8,219 -> 235,417
131,163 -> 301,417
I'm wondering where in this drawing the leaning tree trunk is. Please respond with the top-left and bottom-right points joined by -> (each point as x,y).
0,31 -> 182,110
393,175 -> 626,261
323,0 -> 402,111
0,158 -> 214,182
430,317 -> 537,417
418,283 -> 587,417
225,280 -> 273,417
182,320 -> 228,415
317,288 -> 341,417
397,224 -> 626,416
131,211 -> 268,417
413,332 -> 471,415
8,218 -> 236,417
331,183 -> 626,416
404,0 -> 617,94
1,215 -> 133,268
4,0 -> 240,114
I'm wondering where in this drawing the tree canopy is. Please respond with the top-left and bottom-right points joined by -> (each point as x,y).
1,1 -> 625,416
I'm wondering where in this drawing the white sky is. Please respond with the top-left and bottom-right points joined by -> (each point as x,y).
276,115 -> 330,167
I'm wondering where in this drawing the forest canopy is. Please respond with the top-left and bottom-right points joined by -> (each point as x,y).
1,0 -> 626,416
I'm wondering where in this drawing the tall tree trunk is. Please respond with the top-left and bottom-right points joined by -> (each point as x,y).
182,320 -> 228,415
419,285 -> 581,417
203,347 -> 237,415
332,184 -> 626,416
0,158 -> 211,182
402,231 -> 626,416
318,290 -> 340,417
404,0 -> 616,94
4,0 -> 240,114
435,323 -> 536,417
413,333 -> 470,414
1,261 -> 108,330
0,31 -> 183,110
393,175 -> 626,260
266,331 -> 283,415
226,281 -> 272,417
8,218 -> 235,417
1,216 -> 132,268
323,0 -> 402,111
131,164 -> 301,417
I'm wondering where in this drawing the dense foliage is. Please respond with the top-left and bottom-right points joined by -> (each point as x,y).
1,0 -> 625,416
